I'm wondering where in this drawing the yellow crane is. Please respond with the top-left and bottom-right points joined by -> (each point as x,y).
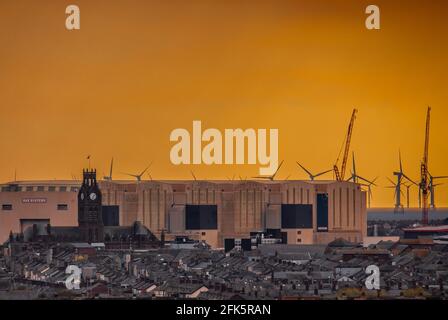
420,107 -> 431,225
334,109 -> 358,181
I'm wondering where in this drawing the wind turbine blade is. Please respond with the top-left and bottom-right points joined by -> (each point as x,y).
272,160 -> 284,179
352,151 -> 356,176
140,162 -> 153,176
402,174 -> 417,185
356,175 -> 374,185
314,169 -> 333,178
110,157 -> 114,178
433,175 -> 448,179
399,149 -> 403,173
296,162 -> 313,177
121,172 -> 138,179
278,160 -> 284,170
190,171 -> 197,181
357,175 -> 377,186
386,177 -> 396,186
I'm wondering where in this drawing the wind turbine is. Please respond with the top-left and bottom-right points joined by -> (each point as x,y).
252,160 -> 284,181
103,158 -> 114,181
296,162 -> 332,181
122,162 -> 152,182
391,150 -> 416,212
359,177 -> 377,208
346,152 -> 377,186
386,177 -> 405,212
428,174 -> 448,209
402,182 -> 413,209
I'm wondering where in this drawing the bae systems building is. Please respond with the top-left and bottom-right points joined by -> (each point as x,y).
0,179 -> 367,248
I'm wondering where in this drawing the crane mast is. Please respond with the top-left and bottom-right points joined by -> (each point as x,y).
334,109 -> 358,181
420,106 -> 431,225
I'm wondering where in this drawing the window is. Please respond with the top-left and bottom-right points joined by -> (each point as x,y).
297,238 -> 302,243
59,186 -> 67,192
201,232 -> 206,236
2,204 -> 13,211
71,187 -> 78,192
48,186 -> 56,192
297,231 -> 302,235
57,204 -> 68,211
26,186 -> 33,192
37,186 -> 45,192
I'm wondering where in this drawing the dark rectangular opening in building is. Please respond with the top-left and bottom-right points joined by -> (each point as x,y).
57,204 -> 68,211
102,205 -> 120,226
241,238 -> 252,251
224,238 -> 235,252
2,204 -> 13,211
281,204 -> 312,229
185,205 -> 217,230
317,193 -> 329,232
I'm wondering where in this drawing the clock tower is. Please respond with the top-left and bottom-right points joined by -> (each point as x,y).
78,169 -> 104,242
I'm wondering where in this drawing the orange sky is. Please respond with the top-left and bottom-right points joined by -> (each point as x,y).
1,0 -> 448,207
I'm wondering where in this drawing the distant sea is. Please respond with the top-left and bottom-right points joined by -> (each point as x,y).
368,208 -> 448,221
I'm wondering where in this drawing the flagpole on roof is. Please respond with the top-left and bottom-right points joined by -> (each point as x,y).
86,155 -> 91,170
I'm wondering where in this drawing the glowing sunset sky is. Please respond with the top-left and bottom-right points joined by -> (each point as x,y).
0,0 -> 447,207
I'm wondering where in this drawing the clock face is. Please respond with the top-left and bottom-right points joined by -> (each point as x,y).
80,193 -> 84,200
89,193 -> 97,201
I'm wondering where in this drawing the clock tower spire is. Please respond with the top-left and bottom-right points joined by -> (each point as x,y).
78,169 -> 104,243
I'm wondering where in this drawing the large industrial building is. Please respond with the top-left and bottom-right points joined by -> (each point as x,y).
0,179 -> 367,247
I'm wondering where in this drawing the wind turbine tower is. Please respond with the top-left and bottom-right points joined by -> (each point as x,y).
429,174 -> 448,209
